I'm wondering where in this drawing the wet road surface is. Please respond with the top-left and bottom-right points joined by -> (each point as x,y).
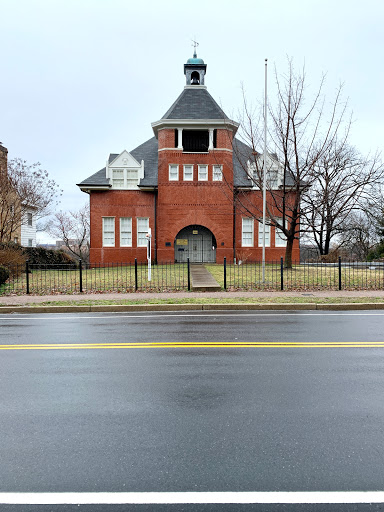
1,310 -> 384,511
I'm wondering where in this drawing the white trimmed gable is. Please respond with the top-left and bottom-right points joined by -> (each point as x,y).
247,152 -> 283,190
106,150 -> 145,190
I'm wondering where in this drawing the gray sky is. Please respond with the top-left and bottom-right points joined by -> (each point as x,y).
1,0 -> 383,243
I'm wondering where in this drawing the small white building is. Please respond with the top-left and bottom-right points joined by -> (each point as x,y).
20,207 -> 37,247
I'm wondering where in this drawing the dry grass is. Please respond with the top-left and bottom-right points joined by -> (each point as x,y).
1,263 -> 188,295
206,262 -> 384,291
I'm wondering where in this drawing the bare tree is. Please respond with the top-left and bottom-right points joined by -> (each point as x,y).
301,140 -> 384,255
233,59 -> 349,267
0,158 -> 61,243
48,203 -> 90,261
337,211 -> 376,260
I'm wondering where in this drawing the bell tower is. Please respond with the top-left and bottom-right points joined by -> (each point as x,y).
184,44 -> 207,86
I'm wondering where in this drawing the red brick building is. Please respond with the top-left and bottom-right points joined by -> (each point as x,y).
78,53 -> 299,264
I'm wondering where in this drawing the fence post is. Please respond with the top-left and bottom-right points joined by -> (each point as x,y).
187,258 -> 191,291
280,257 -> 284,291
135,258 -> 138,291
338,256 -> 342,291
26,260 -> 30,295
79,259 -> 83,293
224,257 -> 227,290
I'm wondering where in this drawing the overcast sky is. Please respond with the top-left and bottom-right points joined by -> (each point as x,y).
1,0 -> 383,242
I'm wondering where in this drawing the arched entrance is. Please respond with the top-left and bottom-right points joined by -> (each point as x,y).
174,225 -> 217,263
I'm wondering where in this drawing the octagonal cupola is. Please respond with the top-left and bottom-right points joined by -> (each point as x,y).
184,49 -> 207,86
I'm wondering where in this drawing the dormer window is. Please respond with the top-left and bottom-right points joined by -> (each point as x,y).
111,168 -> 139,189
127,169 -> 138,187
112,169 -> 124,188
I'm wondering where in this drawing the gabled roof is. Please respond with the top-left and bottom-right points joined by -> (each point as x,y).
77,137 -> 159,189
132,137 -> 158,187
77,167 -> 110,188
232,138 -> 295,188
162,87 -> 228,120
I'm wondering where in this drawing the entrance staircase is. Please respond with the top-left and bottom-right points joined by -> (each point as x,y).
190,264 -> 221,292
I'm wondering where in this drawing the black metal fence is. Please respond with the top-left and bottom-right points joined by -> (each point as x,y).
1,257 -> 384,295
218,257 -> 384,291
0,259 -> 190,295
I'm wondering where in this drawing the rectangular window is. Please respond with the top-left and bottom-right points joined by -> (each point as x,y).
183,165 -> 193,181
275,219 -> 287,247
169,164 -> 179,181
213,165 -> 223,181
112,169 -> 124,188
28,239 -> 33,247
102,217 -> 115,247
258,221 -> 271,247
242,217 -> 254,247
27,212 -> 33,226
137,217 -> 149,247
126,169 -> 138,188
198,165 -> 208,181
267,168 -> 279,189
182,130 -> 209,152
120,217 -> 132,247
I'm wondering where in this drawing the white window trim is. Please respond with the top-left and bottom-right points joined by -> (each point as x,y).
120,217 -> 132,247
242,217 -> 254,247
275,219 -> 288,247
102,217 -> 115,247
258,221 -> 271,247
213,165 -> 223,181
111,168 -> 125,189
198,164 -> 208,181
169,164 -> 179,181
183,165 -> 193,181
110,167 -> 141,190
137,217 -> 149,247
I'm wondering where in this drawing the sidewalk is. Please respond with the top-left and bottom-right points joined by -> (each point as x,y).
1,289 -> 384,313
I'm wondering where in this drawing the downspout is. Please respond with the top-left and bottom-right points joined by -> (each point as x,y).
154,191 -> 157,264
233,189 -> 237,262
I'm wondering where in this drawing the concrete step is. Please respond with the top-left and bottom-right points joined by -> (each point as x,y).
190,264 -> 221,292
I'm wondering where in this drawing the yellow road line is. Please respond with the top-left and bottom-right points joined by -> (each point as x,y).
1,341 -> 384,350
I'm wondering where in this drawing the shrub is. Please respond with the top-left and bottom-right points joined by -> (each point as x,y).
23,246 -> 77,268
367,241 -> 384,262
0,265 -> 10,285
0,242 -> 26,269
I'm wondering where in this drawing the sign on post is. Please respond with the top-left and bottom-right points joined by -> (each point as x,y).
146,228 -> 152,281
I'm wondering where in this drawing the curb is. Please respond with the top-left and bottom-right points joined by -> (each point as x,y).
1,303 -> 384,314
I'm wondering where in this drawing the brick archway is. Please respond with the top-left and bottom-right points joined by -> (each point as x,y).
174,225 -> 217,263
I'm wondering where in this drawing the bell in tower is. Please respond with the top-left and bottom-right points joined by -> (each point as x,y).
184,43 -> 207,86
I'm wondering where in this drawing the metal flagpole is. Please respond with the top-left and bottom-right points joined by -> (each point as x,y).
262,58 -> 268,284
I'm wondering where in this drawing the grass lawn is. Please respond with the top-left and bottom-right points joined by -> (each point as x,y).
0,264 -> 189,295
2,296 -> 384,308
206,263 -> 384,291
2,261 -> 384,296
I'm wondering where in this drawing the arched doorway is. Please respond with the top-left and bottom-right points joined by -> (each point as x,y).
174,225 -> 217,263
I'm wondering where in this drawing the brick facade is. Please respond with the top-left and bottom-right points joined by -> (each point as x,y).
79,54 -> 300,264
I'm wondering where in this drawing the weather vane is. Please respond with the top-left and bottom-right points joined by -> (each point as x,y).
191,39 -> 199,57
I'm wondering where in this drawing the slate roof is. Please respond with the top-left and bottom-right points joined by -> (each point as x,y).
77,137 -> 159,188
232,138 -> 295,188
77,167 -> 110,187
132,137 -> 158,187
233,138 -> 254,187
162,87 -> 228,120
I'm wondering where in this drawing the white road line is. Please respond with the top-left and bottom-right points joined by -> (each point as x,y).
1,491 -> 384,504
1,312 -> 384,320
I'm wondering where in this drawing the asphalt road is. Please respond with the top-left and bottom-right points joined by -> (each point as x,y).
1,310 -> 384,511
